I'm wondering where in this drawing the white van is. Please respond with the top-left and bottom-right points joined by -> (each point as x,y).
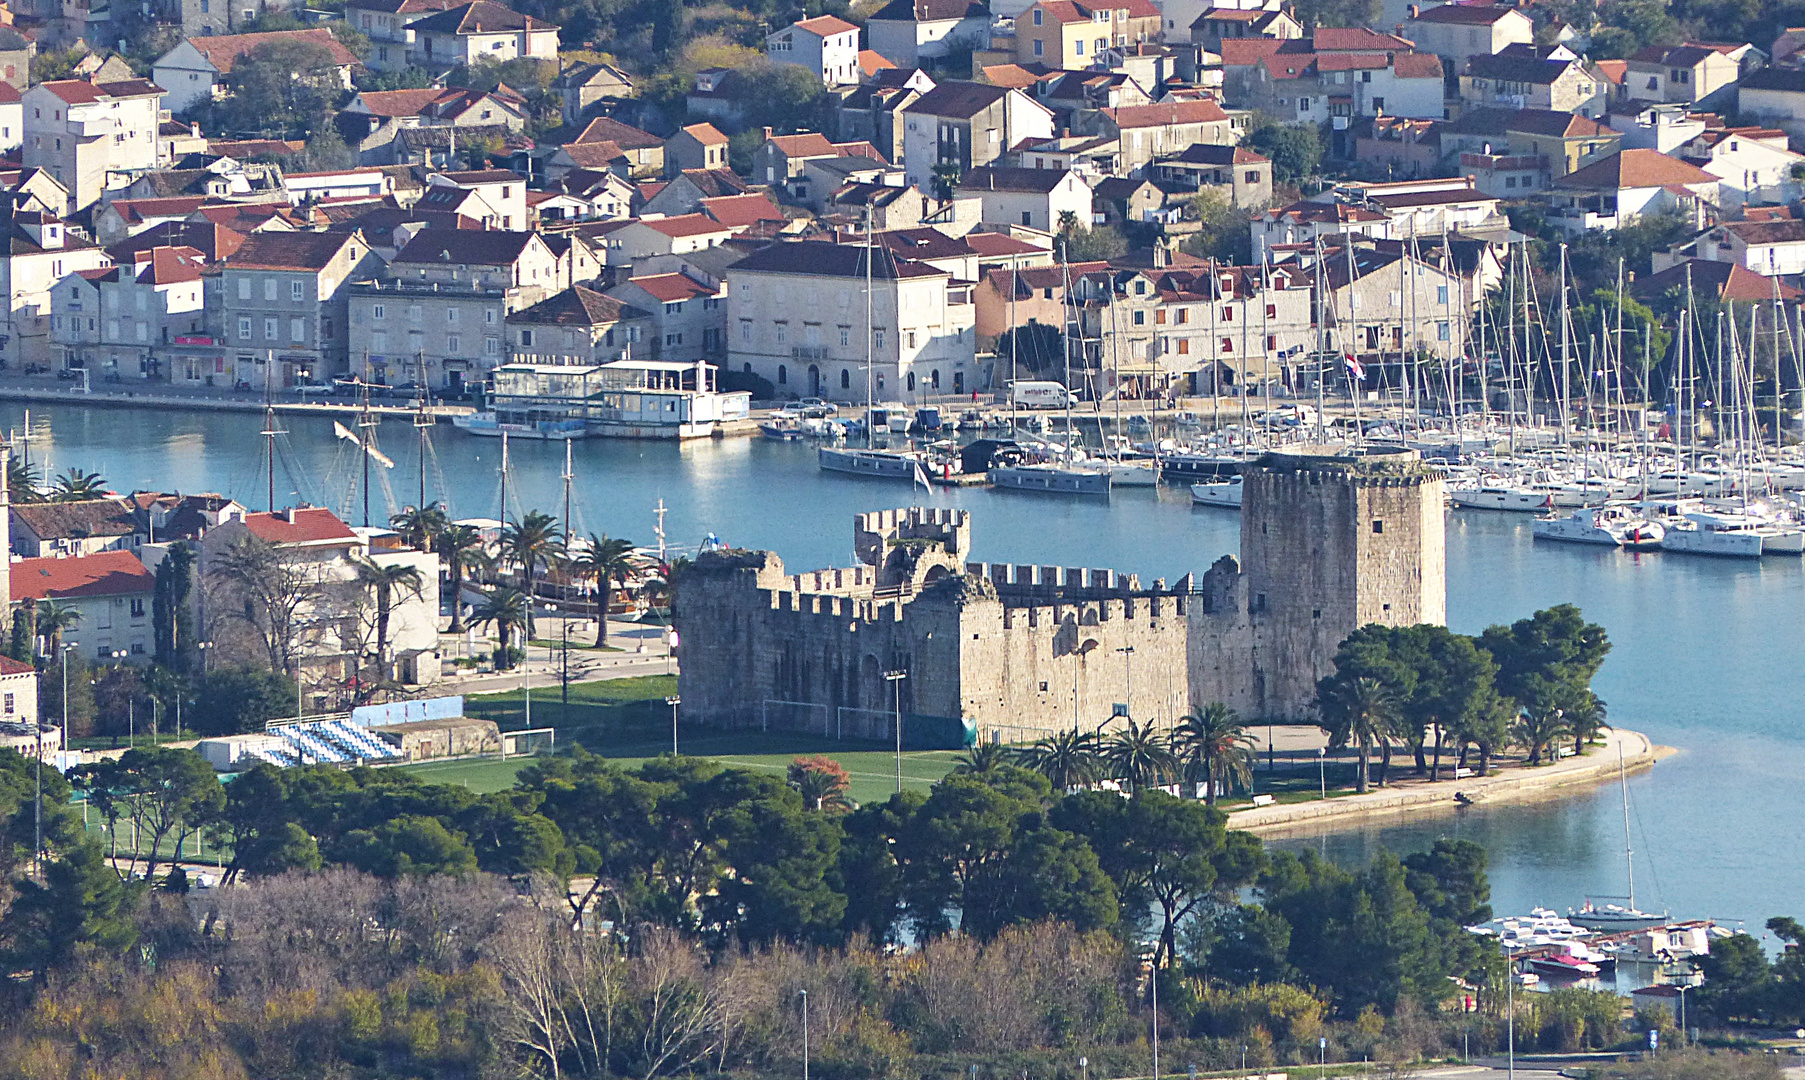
1010,381 -> 1072,409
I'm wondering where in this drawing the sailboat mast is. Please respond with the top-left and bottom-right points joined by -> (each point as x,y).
360,381 -> 373,528
562,437 -> 573,545
499,429 -> 510,526
865,209 -> 875,440
1619,743 -> 1635,911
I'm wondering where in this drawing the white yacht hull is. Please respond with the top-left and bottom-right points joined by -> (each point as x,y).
1190,480 -> 1243,508
818,447 -> 918,479
1108,462 -> 1159,487
1451,487 -> 1548,512
1661,526 -> 1765,558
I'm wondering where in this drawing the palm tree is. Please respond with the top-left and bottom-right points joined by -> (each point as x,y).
952,741 -> 1009,775
1174,702 -> 1256,806
1103,718 -> 1177,794
1317,676 -> 1396,794
502,511 -> 562,639
569,533 -> 635,647
434,525 -> 487,633
6,457 -> 42,503
353,557 -> 424,669
390,501 -> 449,552
1512,703 -> 1572,766
50,467 -> 105,501
1012,728 -> 1101,792
1567,693 -> 1607,758
35,599 -> 81,660
471,587 -> 530,670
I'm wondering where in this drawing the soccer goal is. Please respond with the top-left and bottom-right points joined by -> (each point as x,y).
760,699 -> 832,737
503,728 -> 557,758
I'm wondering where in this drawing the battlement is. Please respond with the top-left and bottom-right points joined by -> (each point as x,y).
1253,444 -> 1434,485
854,507 -> 971,566
965,561 -> 1195,601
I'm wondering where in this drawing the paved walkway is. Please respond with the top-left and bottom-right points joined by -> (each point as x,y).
434,615 -> 674,697
0,372 -> 471,417
1226,727 -> 1669,835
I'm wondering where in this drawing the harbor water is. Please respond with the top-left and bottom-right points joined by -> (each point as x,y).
14,403 -> 1805,938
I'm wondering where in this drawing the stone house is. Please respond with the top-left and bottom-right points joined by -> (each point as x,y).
834,69 -> 937,165
1737,67 -> 1805,144
602,215 -> 735,269
11,499 -> 141,558
972,259 -> 1108,353
642,168 -> 752,217
1624,42 -> 1761,106
553,61 -> 632,125
10,550 -> 156,662
1140,262 -> 1315,394
1091,176 -> 1164,225
51,245 -> 208,382
897,81 -> 1053,191
1014,0 -> 1161,69
725,240 -> 978,402
504,285 -> 649,366
607,270 -> 727,363
342,0 -> 464,73
1149,143 -> 1273,208
0,29 -> 33,90
1316,244 -> 1471,362
1078,98 -> 1238,174
218,230 -> 382,389
567,116 -> 664,178
1187,7 -> 1301,54
152,29 -> 359,116
664,123 -> 729,176
1402,3 -> 1533,69
1459,45 -> 1607,117
751,130 -> 886,190
408,0 -> 559,72
0,208 -> 111,371
767,15 -> 862,87
346,278 -> 511,389
867,0 -> 989,69
23,78 -> 163,213
954,165 -> 1093,232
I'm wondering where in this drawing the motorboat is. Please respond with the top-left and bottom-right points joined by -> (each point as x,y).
759,418 -> 807,441
818,446 -> 922,479
1529,952 -> 1602,979
1191,476 -> 1244,508
1449,479 -> 1549,512
914,405 -> 944,433
1532,505 -> 1663,548
1160,452 -> 1247,481
991,462 -> 1111,495
1660,512 -> 1770,558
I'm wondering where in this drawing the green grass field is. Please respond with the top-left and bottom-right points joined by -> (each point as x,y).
404,676 -> 967,804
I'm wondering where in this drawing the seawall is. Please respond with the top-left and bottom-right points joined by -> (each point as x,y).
1226,726 -> 1673,837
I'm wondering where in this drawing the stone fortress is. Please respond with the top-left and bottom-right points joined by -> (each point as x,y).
675,445 -> 1445,744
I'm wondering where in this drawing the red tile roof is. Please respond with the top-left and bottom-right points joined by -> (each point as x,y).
793,14 -> 858,34
188,28 -> 360,73
700,192 -> 782,229
627,272 -> 718,302
37,78 -> 165,104
641,213 -> 733,238
679,122 -> 728,144
241,507 -> 358,545
1558,148 -> 1717,189
1103,99 -> 1230,127
11,551 -> 155,602
1312,27 -> 1414,50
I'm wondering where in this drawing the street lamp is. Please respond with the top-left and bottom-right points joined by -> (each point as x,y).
1317,746 -> 1326,800
884,670 -> 907,793
196,639 -> 212,676
1676,983 -> 1690,1046
666,696 -> 681,756
60,642 -> 78,752
798,988 -> 809,1080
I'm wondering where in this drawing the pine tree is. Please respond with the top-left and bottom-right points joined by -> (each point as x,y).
0,840 -> 141,981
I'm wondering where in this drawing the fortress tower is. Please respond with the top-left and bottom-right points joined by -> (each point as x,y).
1189,445 -> 1445,720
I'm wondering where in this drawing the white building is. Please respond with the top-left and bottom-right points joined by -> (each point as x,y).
0,209 -> 111,370
425,168 -> 528,230
11,550 -> 157,662
954,165 -> 1093,232
52,245 -> 208,381
152,29 -> 360,115
1677,126 -> 1805,211
866,0 -> 992,69
343,0 -> 466,73
1402,4 -> 1534,68
23,78 -> 164,212
726,239 -> 979,402
766,15 -> 862,86
408,0 -> 559,71
1544,148 -> 1720,234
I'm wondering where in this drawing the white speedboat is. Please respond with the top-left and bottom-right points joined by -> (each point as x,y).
818,446 -> 921,479
1450,480 -> 1548,512
1191,476 -> 1244,508
991,462 -> 1111,495
1533,506 -> 1634,546
759,418 -> 807,441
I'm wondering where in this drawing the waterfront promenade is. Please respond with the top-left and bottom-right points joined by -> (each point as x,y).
1229,726 -> 1669,836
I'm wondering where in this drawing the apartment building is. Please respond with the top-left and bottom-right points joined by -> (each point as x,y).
1014,0 -> 1160,69
726,240 -> 978,402
218,230 -> 380,389
766,15 -> 862,86
344,0 -> 465,72
409,0 -> 559,71
23,78 -> 164,212
0,209 -> 110,370
1402,4 -> 1533,69
346,279 -> 508,389
898,81 -> 1053,190
52,245 -> 208,381
505,284 -> 650,366
606,271 -> 727,363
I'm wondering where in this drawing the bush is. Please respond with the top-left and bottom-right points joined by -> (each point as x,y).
190,666 -> 297,736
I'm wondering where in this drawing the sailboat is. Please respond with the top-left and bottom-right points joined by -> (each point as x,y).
819,218 -> 925,481
1570,744 -> 1669,931
991,256 -> 1112,496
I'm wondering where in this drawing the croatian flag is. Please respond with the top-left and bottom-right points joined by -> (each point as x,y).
1344,353 -> 1365,380
913,461 -> 932,491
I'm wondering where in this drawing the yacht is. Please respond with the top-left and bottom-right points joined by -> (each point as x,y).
1449,479 -> 1549,512
1569,901 -> 1671,932
1107,460 -> 1160,487
759,417 -> 807,441
818,446 -> 922,480
451,410 -> 586,440
1160,452 -> 1248,481
991,462 -> 1111,495
1532,506 -> 1663,548
1191,476 -> 1244,508
1659,512 -> 1766,558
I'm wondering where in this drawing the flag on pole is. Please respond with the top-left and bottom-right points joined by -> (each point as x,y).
332,420 -> 358,443
1343,353 -> 1365,380
912,461 -> 932,491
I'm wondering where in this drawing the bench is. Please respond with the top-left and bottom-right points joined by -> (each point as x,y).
1453,767 -> 1474,779
1251,794 -> 1276,808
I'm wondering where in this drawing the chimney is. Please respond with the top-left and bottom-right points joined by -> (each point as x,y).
283,506 -> 297,524
1408,4 -> 1418,16
1153,238 -> 1169,268
763,126 -> 774,140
